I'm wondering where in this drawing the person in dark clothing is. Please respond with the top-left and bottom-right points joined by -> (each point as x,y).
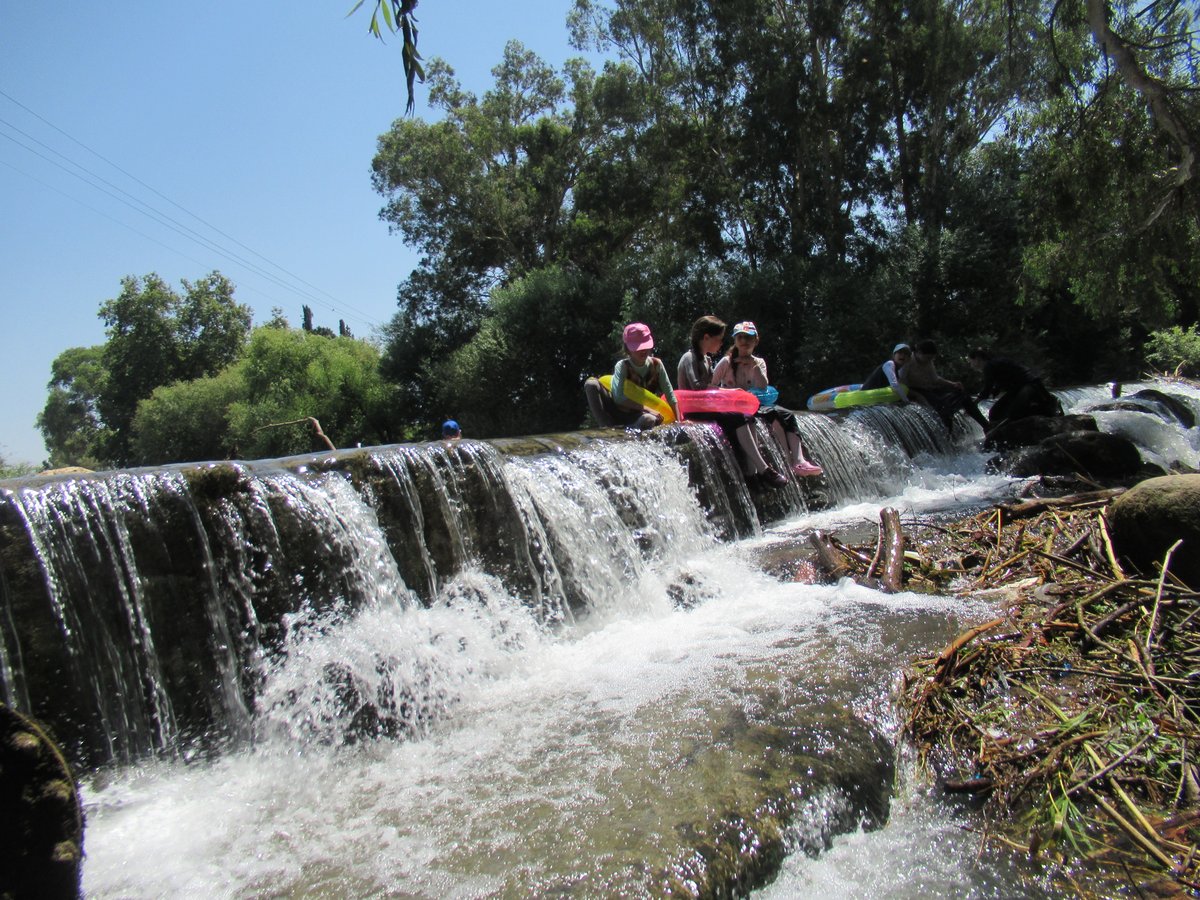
967,349 -> 1062,430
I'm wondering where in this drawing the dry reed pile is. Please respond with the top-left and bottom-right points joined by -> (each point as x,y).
810,490 -> 1199,895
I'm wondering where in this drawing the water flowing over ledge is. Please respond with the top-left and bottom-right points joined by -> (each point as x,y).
0,404 -> 972,768
1,381 -> 1197,897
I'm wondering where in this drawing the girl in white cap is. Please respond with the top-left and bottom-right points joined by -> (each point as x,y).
860,343 -> 914,399
712,321 -> 824,477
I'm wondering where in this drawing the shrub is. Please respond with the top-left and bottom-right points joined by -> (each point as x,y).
1144,325 -> 1200,377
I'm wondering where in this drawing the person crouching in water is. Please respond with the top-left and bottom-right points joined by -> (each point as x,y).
967,348 -> 1062,434
677,316 -> 789,488
711,321 -> 823,477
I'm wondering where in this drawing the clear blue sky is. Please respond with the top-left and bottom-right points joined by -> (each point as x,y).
1,1 -> 589,466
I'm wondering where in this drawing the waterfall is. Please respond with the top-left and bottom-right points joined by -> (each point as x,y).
1,379 -> 1197,898
0,435 -> 737,765
4,382 -> 1197,767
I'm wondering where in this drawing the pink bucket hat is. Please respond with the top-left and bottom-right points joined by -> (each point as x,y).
622,322 -> 654,352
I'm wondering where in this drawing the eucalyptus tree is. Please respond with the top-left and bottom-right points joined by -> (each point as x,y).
1011,0 -> 1200,378
564,0 -> 1050,383
36,345 -> 110,470
38,272 -> 252,468
372,42 -> 690,429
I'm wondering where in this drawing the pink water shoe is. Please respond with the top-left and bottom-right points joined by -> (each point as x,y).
792,461 -> 823,478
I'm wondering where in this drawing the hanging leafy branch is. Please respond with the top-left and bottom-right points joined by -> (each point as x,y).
1084,0 -> 1199,228
347,0 -> 425,113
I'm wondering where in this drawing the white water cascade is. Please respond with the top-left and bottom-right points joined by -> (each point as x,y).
0,379 -> 1195,898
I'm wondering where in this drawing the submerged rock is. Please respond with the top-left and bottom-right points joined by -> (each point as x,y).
1089,388 -> 1197,429
984,413 -> 1097,451
658,705 -> 895,897
995,430 -> 1145,481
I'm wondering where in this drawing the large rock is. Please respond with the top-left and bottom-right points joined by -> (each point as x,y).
984,414 -> 1097,451
1131,389 -> 1198,428
1000,430 -> 1145,481
1106,474 -> 1200,588
0,704 -> 83,900
1094,389 -> 1196,429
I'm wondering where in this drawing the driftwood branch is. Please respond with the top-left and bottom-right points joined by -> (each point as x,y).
998,488 -> 1125,520
878,507 -> 905,593
808,530 -> 852,580
933,618 -> 1006,684
251,416 -> 336,451
809,509 -> 907,591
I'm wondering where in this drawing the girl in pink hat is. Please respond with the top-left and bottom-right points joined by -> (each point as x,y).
607,322 -> 684,428
712,321 -> 824,477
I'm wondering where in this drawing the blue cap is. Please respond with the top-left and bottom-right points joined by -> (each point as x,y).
442,419 -> 461,436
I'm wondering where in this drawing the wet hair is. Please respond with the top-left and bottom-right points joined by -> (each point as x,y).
688,316 -> 726,383
915,339 -> 938,355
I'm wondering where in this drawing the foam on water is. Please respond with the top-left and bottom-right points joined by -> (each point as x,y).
81,527 -> 1003,897
65,379 -> 1200,896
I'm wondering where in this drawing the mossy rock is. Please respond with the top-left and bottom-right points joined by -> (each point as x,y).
658,708 -> 894,896
1107,473 -> 1200,588
182,462 -> 251,500
0,704 -> 83,899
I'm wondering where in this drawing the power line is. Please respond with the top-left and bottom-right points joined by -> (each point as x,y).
0,89 -> 393,331
1,155 -> 318,317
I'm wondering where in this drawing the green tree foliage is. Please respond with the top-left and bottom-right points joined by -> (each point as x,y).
376,0 -> 1197,432
129,326 -> 400,463
174,272 -> 255,381
98,273 -> 252,464
1011,0 -> 1200,379
0,453 -> 38,479
226,327 -> 398,458
348,0 -> 424,113
373,46 -> 591,289
439,265 -> 628,434
39,272 -> 251,468
1145,325 -> 1200,377
129,369 -> 246,466
36,345 -> 111,471
371,42 -> 688,429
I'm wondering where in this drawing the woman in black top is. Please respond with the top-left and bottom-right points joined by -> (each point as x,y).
968,349 -> 1061,429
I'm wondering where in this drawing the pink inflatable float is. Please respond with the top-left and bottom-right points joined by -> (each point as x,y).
675,389 -> 761,417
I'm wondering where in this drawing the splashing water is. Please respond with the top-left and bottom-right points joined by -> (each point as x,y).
2,379 -> 1194,897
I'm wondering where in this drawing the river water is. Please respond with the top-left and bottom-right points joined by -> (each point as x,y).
6,381 -> 1197,898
